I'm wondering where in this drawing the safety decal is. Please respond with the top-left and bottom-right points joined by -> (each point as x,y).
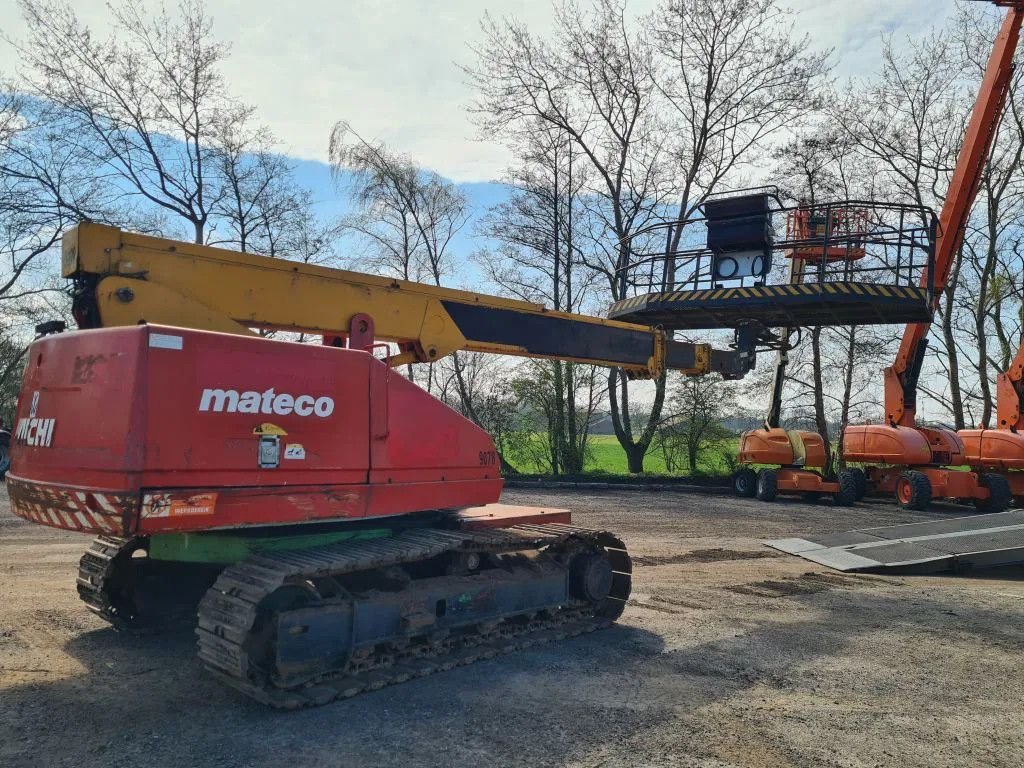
253,422 -> 288,436
143,492 -> 219,518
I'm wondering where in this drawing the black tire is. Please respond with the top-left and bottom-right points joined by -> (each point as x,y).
975,472 -> 1013,513
756,468 -> 778,502
802,491 -> 822,503
733,467 -> 757,498
0,431 -> 9,480
833,471 -> 858,507
848,467 -> 867,501
896,470 -> 931,511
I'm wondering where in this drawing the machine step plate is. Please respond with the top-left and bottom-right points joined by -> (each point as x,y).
765,510 -> 1024,573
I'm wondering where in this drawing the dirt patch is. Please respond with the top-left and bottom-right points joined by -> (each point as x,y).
1,484 -> 1022,768
629,594 -> 713,614
632,548 -> 782,567
724,571 -> 884,598
0,629 -> 28,652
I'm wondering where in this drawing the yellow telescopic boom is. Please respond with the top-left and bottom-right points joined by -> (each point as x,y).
62,223 -> 752,379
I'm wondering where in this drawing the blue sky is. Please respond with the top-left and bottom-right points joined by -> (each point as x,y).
0,0 -> 973,290
241,0 -> 966,278
291,157 -> 509,290
0,0 -> 965,182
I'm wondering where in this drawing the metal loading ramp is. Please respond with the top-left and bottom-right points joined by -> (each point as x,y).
766,510 -> 1024,574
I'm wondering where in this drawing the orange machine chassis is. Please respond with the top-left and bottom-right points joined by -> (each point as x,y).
866,467 -> 990,504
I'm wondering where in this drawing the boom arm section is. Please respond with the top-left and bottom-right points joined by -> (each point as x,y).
997,336 -> 1024,430
887,3 -> 1023,426
61,223 -> 750,379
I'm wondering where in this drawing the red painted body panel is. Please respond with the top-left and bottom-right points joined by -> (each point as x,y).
8,325 -> 503,535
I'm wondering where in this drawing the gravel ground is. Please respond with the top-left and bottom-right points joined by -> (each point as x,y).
2,483 -> 1023,768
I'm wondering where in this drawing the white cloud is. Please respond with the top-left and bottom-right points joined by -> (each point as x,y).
0,0 -> 965,182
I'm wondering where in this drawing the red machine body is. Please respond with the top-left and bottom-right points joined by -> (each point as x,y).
6,325 -> 502,537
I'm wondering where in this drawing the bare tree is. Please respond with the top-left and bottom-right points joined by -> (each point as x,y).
210,127 -> 339,266
657,374 -> 736,473
11,0 -> 257,243
330,121 -> 469,285
833,20 -> 973,427
652,0 -> 830,249
468,0 -> 675,472
209,124 -> 291,252
467,0 -> 828,472
950,6 -> 1024,428
510,359 -> 605,475
475,125 -> 605,473
329,121 -> 472,397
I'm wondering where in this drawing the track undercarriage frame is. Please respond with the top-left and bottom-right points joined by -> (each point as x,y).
73,504 -> 632,708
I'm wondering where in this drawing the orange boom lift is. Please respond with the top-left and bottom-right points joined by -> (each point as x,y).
843,0 -> 1024,511
960,340 -> 1024,505
732,204 -> 871,505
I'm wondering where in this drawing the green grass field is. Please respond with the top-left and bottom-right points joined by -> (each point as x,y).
508,435 -> 740,477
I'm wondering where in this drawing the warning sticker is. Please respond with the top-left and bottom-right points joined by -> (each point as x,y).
253,422 -> 288,436
284,444 -> 306,460
169,493 -> 218,517
143,492 -> 219,518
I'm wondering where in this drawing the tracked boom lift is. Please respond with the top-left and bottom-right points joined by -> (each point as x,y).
6,222 -> 748,708
843,0 -> 1024,511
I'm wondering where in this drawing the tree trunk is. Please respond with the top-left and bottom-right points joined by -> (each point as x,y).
810,326 -> 832,475
941,283 -> 966,430
608,368 -> 667,474
552,360 -> 566,475
625,441 -> 647,474
975,211 -> 999,429
836,326 -> 857,471
564,363 -> 584,474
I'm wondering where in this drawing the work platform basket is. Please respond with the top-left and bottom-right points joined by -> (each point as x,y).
608,190 -> 937,338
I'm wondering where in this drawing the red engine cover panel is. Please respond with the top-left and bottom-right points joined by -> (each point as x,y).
8,325 -> 502,535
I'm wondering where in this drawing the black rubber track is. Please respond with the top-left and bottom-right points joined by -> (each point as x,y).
196,524 -> 631,709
